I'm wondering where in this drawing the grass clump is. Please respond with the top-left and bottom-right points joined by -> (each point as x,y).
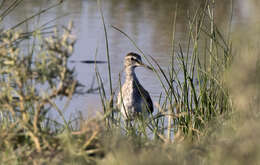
0,22 -> 106,164
106,1 -> 233,141
0,21 -> 77,161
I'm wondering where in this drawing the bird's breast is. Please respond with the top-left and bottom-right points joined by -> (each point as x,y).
119,81 -> 143,118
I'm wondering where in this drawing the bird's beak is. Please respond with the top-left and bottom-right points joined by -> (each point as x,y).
139,62 -> 153,71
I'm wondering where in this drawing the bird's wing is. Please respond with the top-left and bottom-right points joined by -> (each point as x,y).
139,86 -> 154,114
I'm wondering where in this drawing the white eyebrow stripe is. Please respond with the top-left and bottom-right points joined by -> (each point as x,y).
125,56 -> 137,60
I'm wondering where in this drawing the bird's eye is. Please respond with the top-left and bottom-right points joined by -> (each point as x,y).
131,57 -> 138,62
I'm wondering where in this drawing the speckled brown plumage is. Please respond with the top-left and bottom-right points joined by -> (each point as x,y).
117,52 -> 153,120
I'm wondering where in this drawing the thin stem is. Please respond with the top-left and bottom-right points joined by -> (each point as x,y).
97,0 -> 113,108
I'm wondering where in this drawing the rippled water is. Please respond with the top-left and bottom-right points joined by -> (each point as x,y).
2,0 -> 260,118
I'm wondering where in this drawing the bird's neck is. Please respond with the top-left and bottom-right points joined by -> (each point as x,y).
125,66 -> 139,83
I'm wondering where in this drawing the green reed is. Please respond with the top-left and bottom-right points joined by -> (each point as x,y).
101,0 -> 233,141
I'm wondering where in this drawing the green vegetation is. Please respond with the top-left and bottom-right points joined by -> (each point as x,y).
0,0 -> 259,164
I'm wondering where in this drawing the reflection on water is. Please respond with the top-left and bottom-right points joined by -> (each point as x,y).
1,0 -> 260,117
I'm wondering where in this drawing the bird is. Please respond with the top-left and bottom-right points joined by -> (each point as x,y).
117,52 -> 154,122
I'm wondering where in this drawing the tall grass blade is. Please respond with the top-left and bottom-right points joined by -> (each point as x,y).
97,0 -> 113,109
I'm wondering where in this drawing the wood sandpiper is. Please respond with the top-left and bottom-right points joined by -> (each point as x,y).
117,52 -> 154,121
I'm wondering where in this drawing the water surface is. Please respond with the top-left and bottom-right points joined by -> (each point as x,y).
2,0 -> 260,118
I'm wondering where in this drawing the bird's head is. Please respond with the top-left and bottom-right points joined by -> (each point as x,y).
124,52 -> 152,70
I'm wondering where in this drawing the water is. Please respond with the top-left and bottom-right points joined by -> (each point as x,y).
1,0 -> 259,118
